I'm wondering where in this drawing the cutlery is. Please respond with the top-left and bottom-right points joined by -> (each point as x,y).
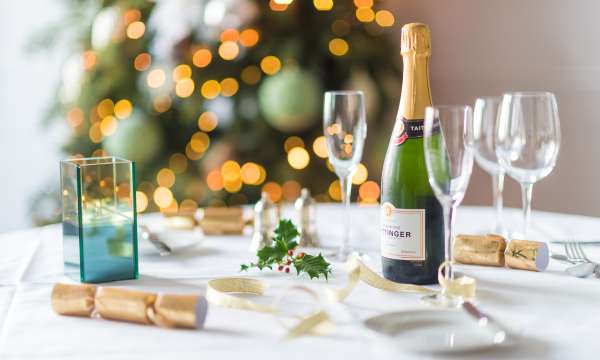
139,225 -> 172,256
551,240 -> 600,246
550,253 -> 576,264
461,301 -> 508,345
563,242 -> 599,278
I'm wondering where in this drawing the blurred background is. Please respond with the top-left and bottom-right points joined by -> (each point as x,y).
1,0 -> 599,232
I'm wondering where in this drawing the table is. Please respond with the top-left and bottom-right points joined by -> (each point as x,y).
1,204 -> 599,359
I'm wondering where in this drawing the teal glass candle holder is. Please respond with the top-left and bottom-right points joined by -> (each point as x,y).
60,156 -> 139,283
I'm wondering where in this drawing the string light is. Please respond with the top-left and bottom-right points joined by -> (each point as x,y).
200,80 -> 221,99
153,187 -> 174,208
123,9 -> 141,24
239,29 -> 260,47
136,191 -> 148,213
91,149 -> 108,157
82,51 -> 97,70
284,136 -> 304,152
312,136 -> 328,158
169,153 -> 188,173
260,56 -> 282,75
185,143 -> 204,160
328,180 -> 341,201
241,66 -> 262,85
220,78 -> 239,97
100,116 -> 118,136
262,182 -> 283,202
190,132 -> 210,153
282,180 -> 301,201
147,69 -> 166,88
221,160 -> 241,182
218,41 -> 239,60
329,38 -> 349,56
356,7 -> 375,22
207,169 -> 224,191
269,0 -> 288,11
354,0 -> 373,6
274,0 -> 294,4
97,99 -> 114,118
67,107 -> 84,128
313,0 -> 333,11
192,48 -> 212,68
198,111 -> 219,132
175,78 -> 195,98
375,10 -> 395,27
288,147 -> 310,169
223,178 -> 242,193
241,162 -> 262,185
172,64 -> 192,81
153,95 -> 172,113
114,99 -> 132,119
134,53 -> 151,71
126,21 -> 145,39
161,199 -> 179,214
89,124 -> 103,143
220,28 -> 239,42
180,199 -> 198,214
359,181 -> 380,203
156,168 -> 176,188
352,163 -> 368,185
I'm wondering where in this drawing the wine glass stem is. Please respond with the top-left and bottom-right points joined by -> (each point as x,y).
492,171 -> 505,234
442,202 -> 457,281
339,174 -> 352,256
520,183 -> 533,238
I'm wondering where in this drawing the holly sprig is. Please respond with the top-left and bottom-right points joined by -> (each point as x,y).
240,220 -> 332,280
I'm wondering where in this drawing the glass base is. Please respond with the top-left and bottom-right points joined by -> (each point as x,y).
325,246 -> 353,262
421,293 -> 463,308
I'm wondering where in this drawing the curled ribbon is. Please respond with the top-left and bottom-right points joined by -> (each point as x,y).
437,260 -> 477,299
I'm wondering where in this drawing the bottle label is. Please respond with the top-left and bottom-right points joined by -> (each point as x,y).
380,202 -> 426,260
392,118 -> 424,146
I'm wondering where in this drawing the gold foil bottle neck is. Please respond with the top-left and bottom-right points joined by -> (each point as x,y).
401,23 -> 431,55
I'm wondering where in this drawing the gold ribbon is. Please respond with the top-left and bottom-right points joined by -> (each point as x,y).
206,255 -> 477,339
51,283 -> 207,330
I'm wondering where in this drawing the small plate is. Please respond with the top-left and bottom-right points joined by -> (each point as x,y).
141,224 -> 204,253
363,309 -> 508,354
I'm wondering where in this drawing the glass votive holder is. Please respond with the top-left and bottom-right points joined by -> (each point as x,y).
60,156 -> 139,283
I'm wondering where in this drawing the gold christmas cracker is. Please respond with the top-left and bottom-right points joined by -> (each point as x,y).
505,239 -> 549,272
51,283 -> 208,329
454,234 -> 507,267
200,207 -> 245,235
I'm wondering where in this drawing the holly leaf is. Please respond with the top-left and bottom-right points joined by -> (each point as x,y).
274,219 -> 299,245
295,253 -> 332,280
240,264 -> 249,271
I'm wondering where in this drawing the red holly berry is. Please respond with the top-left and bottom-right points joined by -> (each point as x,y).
297,252 -> 305,259
278,265 -> 283,271
286,259 -> 292,265
287,249 -> 294,256
284,267 -> 290,273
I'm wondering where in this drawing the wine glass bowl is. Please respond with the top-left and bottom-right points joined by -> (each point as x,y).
323,91 -> 367,260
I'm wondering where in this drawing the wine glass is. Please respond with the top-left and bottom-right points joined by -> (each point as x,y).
473,97 -> 506,236
323,91 -> 367,261
423,105 -> 474,307
495,92 -> 560,238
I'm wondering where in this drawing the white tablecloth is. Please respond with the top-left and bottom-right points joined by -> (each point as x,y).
0,204 -> 599,359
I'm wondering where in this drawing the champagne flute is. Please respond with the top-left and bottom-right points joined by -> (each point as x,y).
422,105 -> 474,307
473,97 -> 506,236
495,92 -> 560,238
323,91 -> 367,261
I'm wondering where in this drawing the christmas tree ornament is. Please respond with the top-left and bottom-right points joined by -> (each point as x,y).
258,68 -> 322,133
294,188 -> 319,247
104,110 -> 163,164
249,192 -> 280,252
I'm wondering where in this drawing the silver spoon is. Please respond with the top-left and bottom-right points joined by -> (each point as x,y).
566,262 -> 596,278
139,225 -> 171,256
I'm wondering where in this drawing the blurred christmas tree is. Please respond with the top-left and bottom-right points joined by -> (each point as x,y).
35,0 -> 401,223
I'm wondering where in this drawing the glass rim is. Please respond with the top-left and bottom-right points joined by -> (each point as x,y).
503,91 -> 555,98
425,105 -> 472,112
61,156 -> 132,167
475,96 -> 502,102
324,90 -> 364,96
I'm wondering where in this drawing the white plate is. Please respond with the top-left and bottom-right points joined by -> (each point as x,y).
363,309 -> 508,354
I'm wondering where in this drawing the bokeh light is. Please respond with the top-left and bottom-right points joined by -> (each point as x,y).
288,147 -> 310,169
67,107 -> 84,128
172,64 -> 192,81
97,99 -> 114,118
147,69 -> 166,88
136,191 -> 148,213
192,49 -> 212,68
82,50 -> 96,70
313,0 -> 333,11
282,180 -> 301,201
221,160 -> 241,182
91,149 -> 108,157
223,178 -> 243,193
201,80 -> 221,99
328,180 -> 341,201
269,0 -> 288,11
240,29 -> 260,47
354,0 -> 373,6
241,162 -> 261,185
185,143 -> 204,160
100,116 -> 118,136
123,9 -> 141,24
375,10 -> 395,27
156,168 -> 176,188
262,182 -> 283,202
134,53 -> 151,71
153,186 -> 173,208
180,199 -> 198,214
220,28 -> 239,42
161,199 -> 179,214
260,56 -> 282,75
356,7 -> 375,22
359,180 -> 380,203
207,169 -> 224,191
169,153 -> 188,173
89,124 -> 103,143
241,66 -> 262,85
153,95 -> 172,113
190,132 -> 210,153
114,99 -> 132,119
312,136 -> 328,158
218,41 -> 240,60
284,136 -> 304,152
198,111 -> 219,132
126,21 -> 145,39
352,163 -> 368,185
220,78 -> 239,97
329,38 -> 349,56
175,78 -> 195,98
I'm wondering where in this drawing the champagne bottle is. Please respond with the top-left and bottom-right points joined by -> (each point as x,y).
380,23 -> 443,284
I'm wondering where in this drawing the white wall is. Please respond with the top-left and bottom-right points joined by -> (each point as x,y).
392,0 -> 600,216
0,1 -> 66,232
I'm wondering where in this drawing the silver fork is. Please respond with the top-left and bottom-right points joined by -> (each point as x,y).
564,242 -> 600,278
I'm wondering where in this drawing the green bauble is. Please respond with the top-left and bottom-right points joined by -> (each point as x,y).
104,110 -> 163,164
258,68 -> 322,133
